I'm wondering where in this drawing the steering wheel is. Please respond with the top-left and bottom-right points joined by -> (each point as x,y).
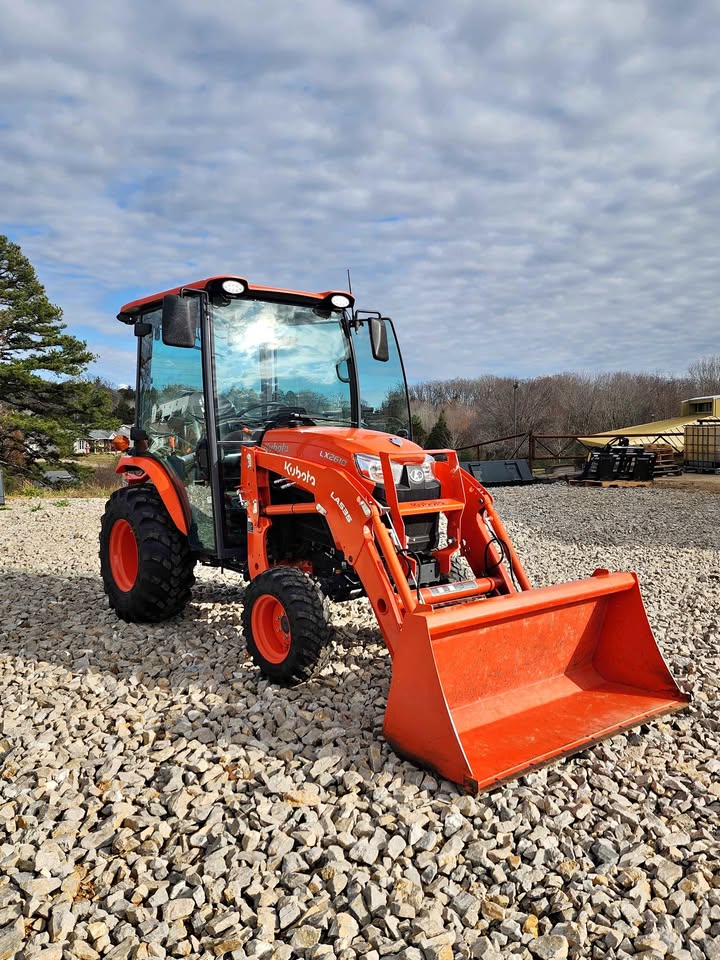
360,415 -> 408,435
232,401 -> 293,423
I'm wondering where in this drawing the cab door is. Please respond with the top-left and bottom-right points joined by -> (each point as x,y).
135,308 -> 217,552
351,319 -> 412,437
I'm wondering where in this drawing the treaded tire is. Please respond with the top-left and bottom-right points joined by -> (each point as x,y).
242,567 -> 332,685
451,553 -> 475,581
99,485 -> 195,622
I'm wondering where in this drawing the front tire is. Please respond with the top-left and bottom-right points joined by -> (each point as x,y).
99,485 -> 195,622
242,567 -> 332,685
450,552 -> 474,581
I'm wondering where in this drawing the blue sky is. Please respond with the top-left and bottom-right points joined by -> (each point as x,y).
2,0 -> 719,387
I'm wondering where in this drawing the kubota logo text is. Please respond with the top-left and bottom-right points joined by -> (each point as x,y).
284,462 -> 316,487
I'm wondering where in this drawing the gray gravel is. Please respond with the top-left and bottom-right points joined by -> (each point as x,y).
0,486 -> 718,960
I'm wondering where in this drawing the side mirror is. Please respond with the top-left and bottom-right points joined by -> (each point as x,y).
369,316 -> 389,362
162,295 -> 199,348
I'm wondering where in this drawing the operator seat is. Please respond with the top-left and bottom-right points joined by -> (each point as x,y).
217,429 -> 256,487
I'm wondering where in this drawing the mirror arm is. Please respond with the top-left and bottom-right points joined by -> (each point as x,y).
180,288 -> 209,306
353,308 -> 382,333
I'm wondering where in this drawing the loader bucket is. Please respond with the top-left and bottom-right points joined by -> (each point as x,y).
383,570 -> 689,792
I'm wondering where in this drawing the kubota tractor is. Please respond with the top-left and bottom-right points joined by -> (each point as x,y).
100,275 -> 688,791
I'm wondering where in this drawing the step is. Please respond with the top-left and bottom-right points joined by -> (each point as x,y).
397,498 -> 465,516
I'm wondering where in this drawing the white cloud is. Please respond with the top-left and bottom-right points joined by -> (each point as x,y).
1,0 -> 719,385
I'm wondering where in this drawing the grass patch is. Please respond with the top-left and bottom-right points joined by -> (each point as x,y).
7,462 -> 122,500
10,483 -> 120,500
65,452 -> 121,468
13,484 -> 48,498
60,483 -> 119,499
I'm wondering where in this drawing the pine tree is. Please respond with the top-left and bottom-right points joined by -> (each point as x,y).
425,410 -> 452,449
411,414 -> 427,447
112,386 -> 136,424
0,235 -> 114,478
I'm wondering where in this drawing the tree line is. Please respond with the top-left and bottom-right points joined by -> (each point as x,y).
410,362 -> 720,453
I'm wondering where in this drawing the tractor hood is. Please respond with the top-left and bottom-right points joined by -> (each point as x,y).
260,426 -> 441,525
261,426 -> 424,471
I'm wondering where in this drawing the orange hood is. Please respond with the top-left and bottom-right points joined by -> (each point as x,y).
261,426 -> 424,487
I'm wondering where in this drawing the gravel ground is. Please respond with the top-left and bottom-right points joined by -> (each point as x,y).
0,486 -> 718,960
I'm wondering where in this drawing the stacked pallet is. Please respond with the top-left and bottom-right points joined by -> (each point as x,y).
568,477 -> 653,488
645,443 -> 681,477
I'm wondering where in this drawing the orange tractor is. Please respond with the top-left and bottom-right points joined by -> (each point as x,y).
100,276 -> 688,791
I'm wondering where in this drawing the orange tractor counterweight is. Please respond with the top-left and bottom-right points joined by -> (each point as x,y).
100,275 -> 689,791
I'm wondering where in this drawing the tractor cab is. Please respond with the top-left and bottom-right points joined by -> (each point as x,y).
118,276 -> 411,563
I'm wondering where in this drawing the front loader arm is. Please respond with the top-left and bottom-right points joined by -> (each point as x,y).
455,464 -> 533,592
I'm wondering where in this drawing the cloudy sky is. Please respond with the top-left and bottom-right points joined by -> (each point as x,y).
2,0 -> 719,386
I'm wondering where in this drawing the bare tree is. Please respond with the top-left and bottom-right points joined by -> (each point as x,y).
687,355 -> 720,396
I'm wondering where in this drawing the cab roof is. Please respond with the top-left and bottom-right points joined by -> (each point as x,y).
117,276 -> 353,323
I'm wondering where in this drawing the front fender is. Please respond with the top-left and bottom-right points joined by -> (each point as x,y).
116,455 -> 191,536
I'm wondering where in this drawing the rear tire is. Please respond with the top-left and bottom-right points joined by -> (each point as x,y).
99,485 -> 195,622
242,567 -> 332,685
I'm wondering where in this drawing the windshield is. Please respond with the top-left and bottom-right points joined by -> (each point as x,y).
211,299 -> 353,434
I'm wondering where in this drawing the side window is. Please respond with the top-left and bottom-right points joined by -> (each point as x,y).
136,309 -> 215,552
352,320 -> 411,437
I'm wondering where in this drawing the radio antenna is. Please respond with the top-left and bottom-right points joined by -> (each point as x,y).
346,268 -> 353,295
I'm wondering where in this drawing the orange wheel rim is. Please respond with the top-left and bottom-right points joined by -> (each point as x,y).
109,519 -> 139,592
251,595 -> 292,664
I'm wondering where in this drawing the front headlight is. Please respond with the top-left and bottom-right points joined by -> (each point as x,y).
355,454 -> 402,484
354,453 -> 436,485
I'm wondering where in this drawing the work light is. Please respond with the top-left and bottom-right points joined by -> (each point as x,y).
221,279 -> 247,295
330,293 -> 351,308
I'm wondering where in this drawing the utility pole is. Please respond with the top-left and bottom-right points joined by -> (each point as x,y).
513,381 -> 519,434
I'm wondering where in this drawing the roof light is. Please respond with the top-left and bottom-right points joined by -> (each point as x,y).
330,293 -> 351,308
222,279 -> 247,295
